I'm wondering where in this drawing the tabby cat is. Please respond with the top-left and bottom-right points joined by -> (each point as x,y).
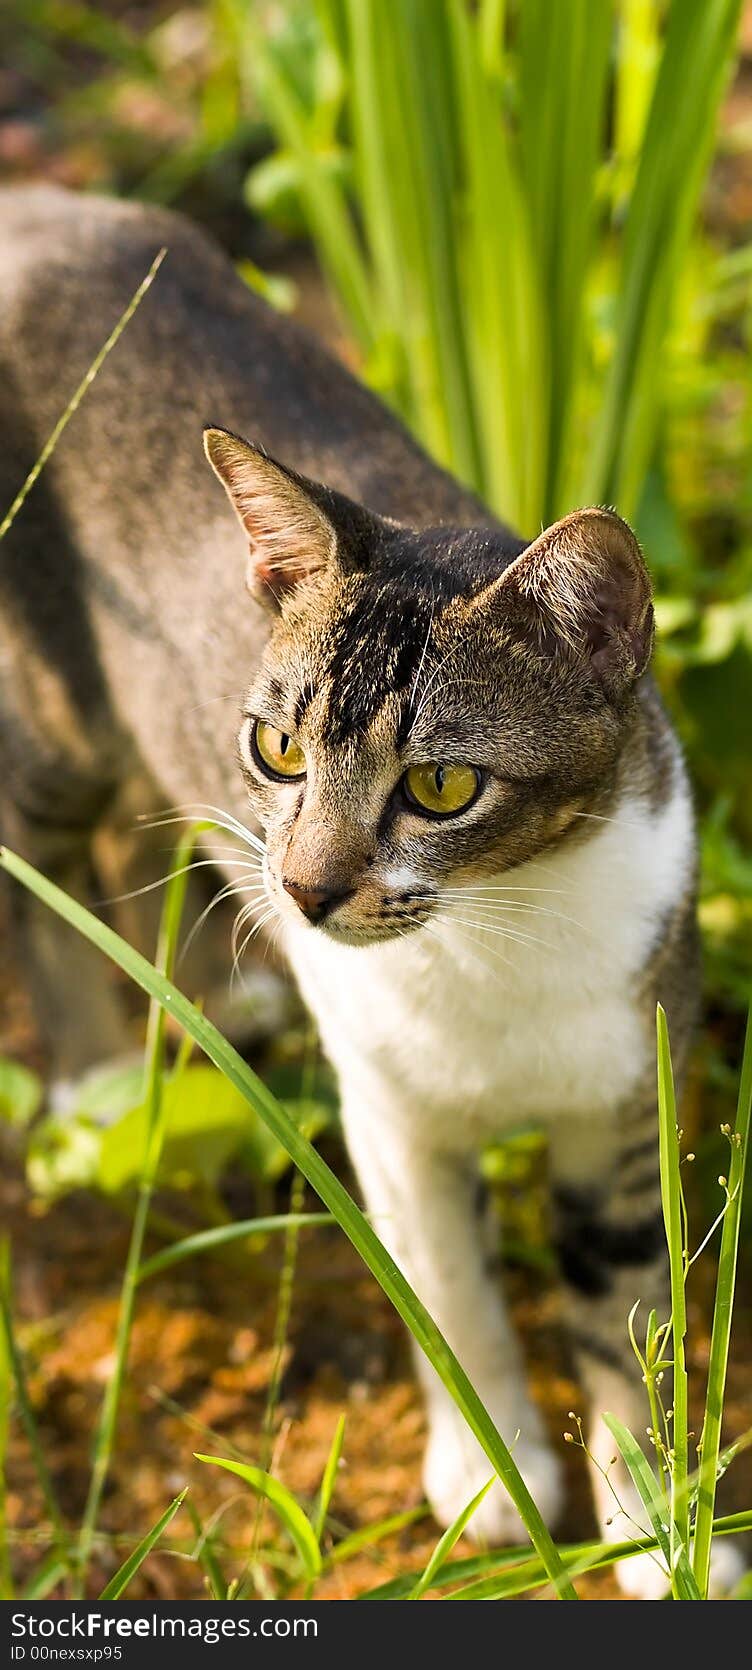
0,187 -> 736,1596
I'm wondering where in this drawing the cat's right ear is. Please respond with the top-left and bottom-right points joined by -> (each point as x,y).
203,427 -> 338,605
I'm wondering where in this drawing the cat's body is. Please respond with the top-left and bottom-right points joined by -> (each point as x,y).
0,187 -> 726,1596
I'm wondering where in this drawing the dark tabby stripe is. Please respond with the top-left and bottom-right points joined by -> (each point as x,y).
553,1187 -> 665,1297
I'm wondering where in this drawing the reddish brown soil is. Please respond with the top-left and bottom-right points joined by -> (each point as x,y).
4,1120 -> 751,1601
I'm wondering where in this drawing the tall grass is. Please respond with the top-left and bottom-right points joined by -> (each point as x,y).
2,845 -> 751,1598
692,1005 -> 752,1590
243,0 -> 742,531
0,847 -> 577,1599
74,827 -> 197,1592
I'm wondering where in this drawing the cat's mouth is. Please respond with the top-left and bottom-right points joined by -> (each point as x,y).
267,864 -> 436,946
314,909 -> 430,947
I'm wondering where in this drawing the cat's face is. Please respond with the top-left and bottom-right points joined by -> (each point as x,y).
205,428 -> 654,947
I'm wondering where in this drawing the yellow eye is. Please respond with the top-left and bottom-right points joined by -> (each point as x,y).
403,763 -> 481,817
253,720 -> 306,780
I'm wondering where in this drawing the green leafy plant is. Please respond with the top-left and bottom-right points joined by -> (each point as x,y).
25,1057 -> 333,1204
243,0 -> 743,533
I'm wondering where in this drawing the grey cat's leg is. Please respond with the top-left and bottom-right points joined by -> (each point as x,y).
342,1102 -> 563,1543
2,796 -> 132,1088
551,1117 -> 668,1594
551,1109 -> 741,1597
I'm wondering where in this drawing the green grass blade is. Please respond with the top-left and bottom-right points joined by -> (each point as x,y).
447,0 -> 546,529
0,1242 -> 69,1587
656,1002 -> 690,1564
244,17 -> 376,354
478,0 -> 506,78
614,0 -> 661,181
344,0 -> 481,484
75,829 -> 197,1592
586,0 -> 743,515
0,250 -> 165,543
313,1412 -> 346,1545
0,846 -> 577,1599
604,1412 -> 700,1599
360,1509 -> 752,1599
98,1490 -> 187,1599
328,1505 -> 428,1569
693,1003 -> 752,1595
195,1455 -> 321,1581
23,1553 -> 70,1600
136,1213 -> 333,1284
409,1477 -> 493,1599
185,1499 -> 228,1601
519,0 -> 612,521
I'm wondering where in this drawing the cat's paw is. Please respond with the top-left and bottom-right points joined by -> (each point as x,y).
614,1537 -> 746,1600
424,1423 -> 563,1547
613,1550 -> 671,1600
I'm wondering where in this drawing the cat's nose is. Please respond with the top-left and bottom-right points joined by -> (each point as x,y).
282,878 -> 353,924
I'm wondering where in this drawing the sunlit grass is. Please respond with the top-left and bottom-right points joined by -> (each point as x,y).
245,0 -> 743,530
0,843 -> 750,1599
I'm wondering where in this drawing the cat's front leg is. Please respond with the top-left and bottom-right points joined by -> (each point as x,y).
551,1112 -> 743,1599
342,1100 -> 563,1544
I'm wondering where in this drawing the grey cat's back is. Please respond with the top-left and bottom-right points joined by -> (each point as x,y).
0,183 -> 489,531
0,184 -> 493,821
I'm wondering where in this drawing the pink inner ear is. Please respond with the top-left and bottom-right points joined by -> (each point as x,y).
251,550 -> 312,598
586,560 -> 654,678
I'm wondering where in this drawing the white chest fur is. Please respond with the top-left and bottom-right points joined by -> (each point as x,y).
283,781 -> 693,1151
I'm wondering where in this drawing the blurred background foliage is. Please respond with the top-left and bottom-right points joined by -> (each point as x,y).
1,0 -> 751,1177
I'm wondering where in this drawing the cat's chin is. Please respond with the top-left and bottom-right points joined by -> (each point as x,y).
316,917 -> 424,949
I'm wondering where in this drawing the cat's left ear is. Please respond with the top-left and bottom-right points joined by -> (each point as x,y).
495,507 -> 654,694
203,426 -> 340,604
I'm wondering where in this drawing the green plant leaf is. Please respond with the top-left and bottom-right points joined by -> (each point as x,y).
409,1476 -> 493,1598
97,1066 -> 251,1193
328,1505 -> 428,1570
313,1412 -> 346,1544
0,1060 -> 43,1129
603,1412 -> 700,1599
186,1500 -> 227,1602
195,1455 -> 321,1580
137,1213 -> 333,1285
98,1490 -> 187,1599
586,0 -> 743,515
693,1004 -> 752,1595
656,1003 -> 690,1562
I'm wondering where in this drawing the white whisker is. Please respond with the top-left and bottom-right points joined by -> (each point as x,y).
424,917 -> 513,980
574,810 -> 644,831
231,905 -> 279,986
441,909 -> 556,956
440,884 -> 570,897
408,598 -> 436,711
101,858 -> 262,908
184,691 -> 245,714
136,802 -> 266,856
409,639 -> 465,730
440,891 -> 594,938
180,877 -> 268,962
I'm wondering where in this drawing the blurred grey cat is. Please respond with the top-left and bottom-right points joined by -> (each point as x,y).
0,187 -> 736,1596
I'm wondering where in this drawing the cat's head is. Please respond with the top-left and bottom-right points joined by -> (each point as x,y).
204,426 -> 654,946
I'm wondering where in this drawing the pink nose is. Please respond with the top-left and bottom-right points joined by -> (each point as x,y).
282,879 -> 352,924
